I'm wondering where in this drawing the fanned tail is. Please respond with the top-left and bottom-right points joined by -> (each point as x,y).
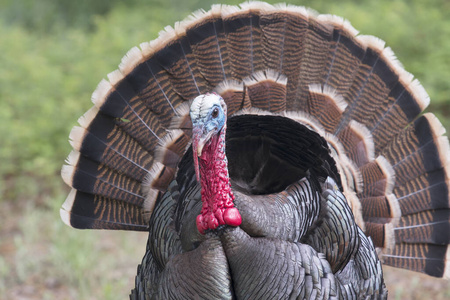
61,1 -> 450,278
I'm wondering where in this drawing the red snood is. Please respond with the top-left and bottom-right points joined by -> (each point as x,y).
196,126 -> 242,234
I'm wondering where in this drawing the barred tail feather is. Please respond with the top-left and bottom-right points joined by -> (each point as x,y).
61,2 -> 450,279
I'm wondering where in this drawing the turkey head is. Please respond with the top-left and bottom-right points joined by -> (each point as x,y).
189,93 -> 242,234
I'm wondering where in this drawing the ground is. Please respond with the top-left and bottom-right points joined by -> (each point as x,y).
1,189 -> 449,299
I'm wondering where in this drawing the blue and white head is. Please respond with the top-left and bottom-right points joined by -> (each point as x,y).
190,93 -> 228,182
190,93 -> 227,157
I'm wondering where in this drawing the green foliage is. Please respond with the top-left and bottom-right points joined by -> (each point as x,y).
0,0 -> 449,298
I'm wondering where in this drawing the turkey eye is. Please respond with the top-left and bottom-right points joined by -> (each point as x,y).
212,107 -> 219,118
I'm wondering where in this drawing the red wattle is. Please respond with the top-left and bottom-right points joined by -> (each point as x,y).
215,208 -> 225,225
223,207 -> 242,226
195,123 -> 242,234
207,214 -> 219,229
196,214 -> 205,234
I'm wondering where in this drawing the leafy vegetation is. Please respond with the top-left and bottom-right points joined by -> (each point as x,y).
1,0 -> 449,298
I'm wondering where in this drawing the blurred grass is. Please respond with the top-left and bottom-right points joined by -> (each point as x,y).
0,0 -> 449,298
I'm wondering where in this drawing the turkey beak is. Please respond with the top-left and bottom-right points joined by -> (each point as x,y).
195,131 -> 215,157
192,125 -> 215,182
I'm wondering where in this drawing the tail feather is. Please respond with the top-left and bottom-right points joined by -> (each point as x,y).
92,82 -> 165,150
336,37 -> 395,135
62,153 -> 144,206
61,189 -> 147,230
294,16 -> 333,112
156,129 -> 191,169
371,78 -> 429,154
316,14 -> 362,94
155,33 -> 208,98
278,8 -> 309,110
358,157 -> 395,198
126,55 -> 179,126
222,6 -> 263,79
365,222 -> 393,250
259,9 -> 287,74
382,243 -> 450,278
382,114 -> 449,186
306,84 -> 347,133
244,70 -> 287,113
394,210 -> 450,245
337,121 -> 374,167
395,169 -> 450,215
361,195 -> 400,223
69,126 -> 152,182
214,80 -> 247,115
185,8 -> 228,87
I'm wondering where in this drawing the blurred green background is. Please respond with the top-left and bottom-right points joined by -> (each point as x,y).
0,0 -> 449,299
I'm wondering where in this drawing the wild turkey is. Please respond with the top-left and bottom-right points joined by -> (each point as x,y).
60,2 -> 450,299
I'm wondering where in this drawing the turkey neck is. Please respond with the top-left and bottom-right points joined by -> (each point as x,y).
196,124 -> 241,234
